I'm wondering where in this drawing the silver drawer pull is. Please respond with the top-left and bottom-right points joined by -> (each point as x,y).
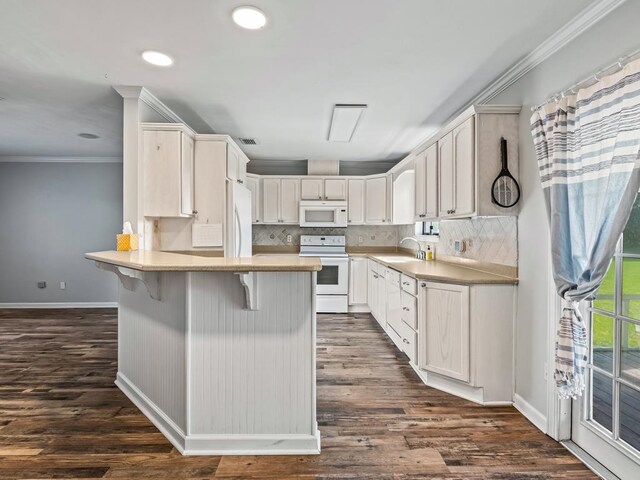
402,338 -> 410,344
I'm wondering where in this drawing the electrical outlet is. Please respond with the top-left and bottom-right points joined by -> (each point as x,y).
286,234 -> 292,243
37,281 -> 46,289
59,281 -> 66,290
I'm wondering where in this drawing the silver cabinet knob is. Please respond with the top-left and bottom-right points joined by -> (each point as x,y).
402,338 -> 410,344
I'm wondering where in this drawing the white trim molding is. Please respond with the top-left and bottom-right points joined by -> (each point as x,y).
470,0 -> 627,105
0,302 -> 117,308
113,86 -> 186,125
514,393 -> 548,434
0,156 -> 122,163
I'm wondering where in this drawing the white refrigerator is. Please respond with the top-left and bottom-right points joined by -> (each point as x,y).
225,181 -> 252,258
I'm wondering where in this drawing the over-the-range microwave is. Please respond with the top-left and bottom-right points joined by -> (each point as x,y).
299,200 -> 348,227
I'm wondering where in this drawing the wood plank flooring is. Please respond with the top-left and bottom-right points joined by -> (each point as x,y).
0,308 -> 594,479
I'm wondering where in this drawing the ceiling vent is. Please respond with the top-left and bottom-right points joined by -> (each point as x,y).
238,137 -> 258,145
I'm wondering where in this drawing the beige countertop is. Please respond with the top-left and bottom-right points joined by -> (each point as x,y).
350,252 -> 518,285
85,250 -> 322,272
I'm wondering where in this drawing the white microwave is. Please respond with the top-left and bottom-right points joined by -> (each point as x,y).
299,200 -> 348,227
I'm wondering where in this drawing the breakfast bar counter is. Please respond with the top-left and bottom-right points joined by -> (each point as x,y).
86,250 -> 322,456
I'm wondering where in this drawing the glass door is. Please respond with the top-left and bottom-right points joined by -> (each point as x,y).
572,196 -> 640,478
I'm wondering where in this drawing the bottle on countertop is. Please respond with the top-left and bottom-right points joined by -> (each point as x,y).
426,245 -> 433,261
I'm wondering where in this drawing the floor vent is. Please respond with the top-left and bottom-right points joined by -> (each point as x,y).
238,137 -> 258,145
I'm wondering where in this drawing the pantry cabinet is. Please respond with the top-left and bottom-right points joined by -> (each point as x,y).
365,176 -> 388,224
262,177 -> 300,224
143,126 -> 195,218
348,257 -> 368,306
347,178 -> 365,224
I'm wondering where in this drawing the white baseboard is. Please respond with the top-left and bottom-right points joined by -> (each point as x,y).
348,304 -> 371,313
513,393 -> 548,434
0,302 -> 117,308
116,373 -> 321,456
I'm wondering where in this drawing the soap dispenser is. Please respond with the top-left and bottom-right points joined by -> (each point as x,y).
426,245 -> 434,261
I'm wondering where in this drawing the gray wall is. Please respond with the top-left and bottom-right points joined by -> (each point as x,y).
490,0 -> 640,424
0,162 -> 122,304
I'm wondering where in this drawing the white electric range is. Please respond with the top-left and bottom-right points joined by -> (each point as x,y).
299,235 -> 348,313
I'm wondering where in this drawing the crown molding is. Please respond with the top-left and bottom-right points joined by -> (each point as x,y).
113,86 -> 185,124
0,156 -> 122,163
470,0 -> 627,105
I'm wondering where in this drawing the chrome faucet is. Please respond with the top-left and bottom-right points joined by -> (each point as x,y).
400,237 -> 426,260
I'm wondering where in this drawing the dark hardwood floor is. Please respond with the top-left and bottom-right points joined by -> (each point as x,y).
0,308 -> 594,479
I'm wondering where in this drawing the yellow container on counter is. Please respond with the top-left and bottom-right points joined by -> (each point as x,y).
116,233 -> 139,251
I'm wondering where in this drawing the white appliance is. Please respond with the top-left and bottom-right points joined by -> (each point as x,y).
300,235 -> 348,313
225,181 -> 252,257
299,201 -> 348,227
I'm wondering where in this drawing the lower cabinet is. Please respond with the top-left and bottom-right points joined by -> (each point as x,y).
348,257 -> 368,306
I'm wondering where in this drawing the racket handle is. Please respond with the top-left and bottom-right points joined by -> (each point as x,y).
501,137 -> 508,169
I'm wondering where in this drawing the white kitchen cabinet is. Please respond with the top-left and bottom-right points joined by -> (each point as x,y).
300,178 -> 324,200
451,117 -> 475,217
226,143 -> 248,185
143,127 -> 195,218
365,176 -> 388,224
347,178 -> 365,224
385,268 -> 402,335
367,265 -> 381,328
438,131 -> 455,218
348,257 -> 368,306
392,169 -> 415,225
324,178 -> 347,200
261,178 -> 300,224
415,143 -> 438,220
246,174 -> 261,224
419,282 -> 470,383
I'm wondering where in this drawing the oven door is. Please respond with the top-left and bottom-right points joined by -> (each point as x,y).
299,206 -> 347,227
316,257 -> 349,295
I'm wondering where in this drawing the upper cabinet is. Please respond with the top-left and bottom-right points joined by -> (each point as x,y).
439,117 -> 475,218
262,177 -> 300,224
246,174 -> 261,224
414,143 -> 438,221
226,142 -> 248,185
392,169 -> 415,225
142,125 -> 195,218
365,175 -> 388,224
300,177 -> 347,200
347,178 -> 365,225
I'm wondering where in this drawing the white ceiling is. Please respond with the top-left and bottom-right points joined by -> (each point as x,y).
0,0 -> 594,162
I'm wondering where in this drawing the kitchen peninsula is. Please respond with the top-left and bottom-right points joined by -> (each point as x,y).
86,250 -> 322,455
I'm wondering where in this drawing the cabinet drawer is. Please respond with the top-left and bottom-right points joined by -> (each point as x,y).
385,268 -> 401,285
400,274 -> 417,295
401,291 -> 418,330
368,259 -> 380,274
386,323 -> 403,351
397,319 -> 417,365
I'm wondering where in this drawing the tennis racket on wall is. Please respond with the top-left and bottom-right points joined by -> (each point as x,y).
491,137 -> 520,208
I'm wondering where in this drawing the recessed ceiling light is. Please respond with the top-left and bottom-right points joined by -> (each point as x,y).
232,6 -> 267,30
78,133 -> 100,139
141,50 -> 174,67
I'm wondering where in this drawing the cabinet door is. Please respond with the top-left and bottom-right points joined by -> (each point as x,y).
424,142 -> 439,219
237,157 -> 247,184
280,178 -> 300,223
226,144 -> 239,181
180,133 -> 195,216
414,151 -> 426,219
385,272 -> 402,334
262,178 -> 280,224
300,178 -> 323,200
324,178 -> 347,200
347,179 -> 365,224
246,176 -> 260,223
438,131 -> 455,217
348,257 -> 368,305
392,169 -> 415,225
419,282 -> 470,383
452,117 -> 475,216
365,176 -> 387,224
143,129 -> 182,217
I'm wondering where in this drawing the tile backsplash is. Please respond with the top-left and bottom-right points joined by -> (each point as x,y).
399,217 -> 518,267
253,225 -> 401,247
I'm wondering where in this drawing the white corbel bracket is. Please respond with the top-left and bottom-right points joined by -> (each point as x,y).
95,261 -> 161,301
236,272 -> 258,310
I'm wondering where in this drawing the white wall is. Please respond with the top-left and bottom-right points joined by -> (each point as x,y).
0,161 -> 122,304
489,0 -> 640,426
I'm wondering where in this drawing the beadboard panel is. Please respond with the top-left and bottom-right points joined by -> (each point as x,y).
187,271 -> 316,436
118,273 -> 187,431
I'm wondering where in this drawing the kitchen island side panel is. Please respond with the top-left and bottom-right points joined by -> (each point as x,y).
117,272 -> 187,431
187,271 -> 316,436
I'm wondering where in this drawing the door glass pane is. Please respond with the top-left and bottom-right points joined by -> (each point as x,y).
591,370 -> 614,432
317,265 -> 339,285
593,259 -> 615,313
622,196 -> 640,254
622,258 -> 640,320
619,384 -> 640,451
592,313 -> 614,372
621,320 -> 640,386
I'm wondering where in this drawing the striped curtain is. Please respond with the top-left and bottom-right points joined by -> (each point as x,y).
530,58 -> 640,399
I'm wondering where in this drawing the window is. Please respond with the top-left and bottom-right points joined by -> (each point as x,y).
419,221 -> 439,237
587,194 -> 640,454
